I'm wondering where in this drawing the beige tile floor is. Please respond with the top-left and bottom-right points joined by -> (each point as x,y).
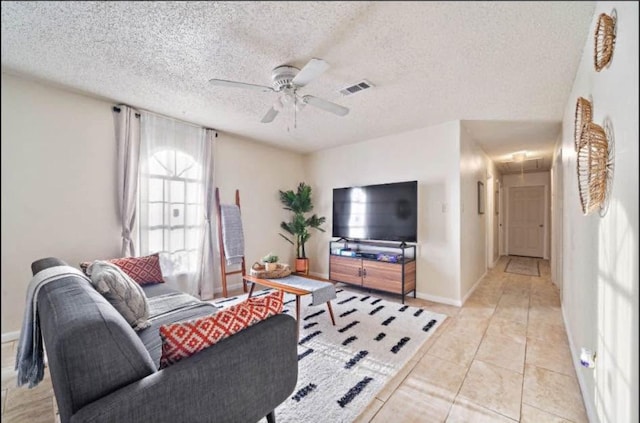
1,256 -> 587,422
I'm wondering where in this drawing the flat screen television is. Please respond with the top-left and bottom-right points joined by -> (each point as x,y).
332,181 -> 418,242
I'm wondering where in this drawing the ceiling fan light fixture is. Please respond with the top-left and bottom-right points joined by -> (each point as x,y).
512,151 -> 527,162
281,91 -> 295,105
209,57 -> 349,123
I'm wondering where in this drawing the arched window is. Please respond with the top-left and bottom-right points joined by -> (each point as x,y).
139,149 -> 204,274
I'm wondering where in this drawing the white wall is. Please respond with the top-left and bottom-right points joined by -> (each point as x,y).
459,125 -> 491,300
0,73 -> 306,334
560,2 -> 639,422
214,133 -> 305,291
1,73 -> 121,333
305,121 -> 462,304
550,137 -> 564,291
502,171 -> 551,259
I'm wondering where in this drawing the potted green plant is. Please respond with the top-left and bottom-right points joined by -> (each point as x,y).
279,182 -> 326,274
262,253 -> 279,272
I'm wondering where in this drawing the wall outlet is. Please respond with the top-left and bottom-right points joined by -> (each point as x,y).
580,347 -> 596,369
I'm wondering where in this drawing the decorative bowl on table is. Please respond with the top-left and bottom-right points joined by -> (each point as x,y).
250,262 -> 292,279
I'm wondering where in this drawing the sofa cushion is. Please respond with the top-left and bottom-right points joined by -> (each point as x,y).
137,301 -> 218,368
89,261 -> 151,331
142,282 -> 182,299
140,279 -> 219,366
159,290 -> 284,368
81,253 -> 164,285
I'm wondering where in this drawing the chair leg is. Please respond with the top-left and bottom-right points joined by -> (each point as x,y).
266,410 -> 276,423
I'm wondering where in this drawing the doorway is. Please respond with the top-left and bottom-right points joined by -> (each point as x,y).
507,185 -> 545,258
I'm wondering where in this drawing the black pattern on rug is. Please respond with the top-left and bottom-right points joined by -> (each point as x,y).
298,348 -> 314,361
342,336 -> 358,346
303,309 -> 325,320
292,383 -> 317,402
391,337 -> 410,354
344,350 -> 369,369
338,320 -> 360,333
382,316 -> 396,326
339,308 -> 357,318
213,286 -> 446,423
337,377 -> 374,408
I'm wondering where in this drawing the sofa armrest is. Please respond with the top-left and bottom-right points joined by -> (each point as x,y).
70,313 -> 298,423
32,257 -> 69,275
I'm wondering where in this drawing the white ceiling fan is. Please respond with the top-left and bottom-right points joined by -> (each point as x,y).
209,58 -> 349,123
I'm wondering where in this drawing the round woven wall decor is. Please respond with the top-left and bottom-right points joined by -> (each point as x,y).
574,97 -> 592,151
594,11 -> 616,72
577,122 -> 610,215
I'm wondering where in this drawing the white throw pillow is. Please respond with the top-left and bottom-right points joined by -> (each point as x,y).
89,261 -> 151,331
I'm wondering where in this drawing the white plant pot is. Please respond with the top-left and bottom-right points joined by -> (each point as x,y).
265,262 -> 277,271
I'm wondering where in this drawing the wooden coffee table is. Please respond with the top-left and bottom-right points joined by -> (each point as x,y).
244,274 -> 336,337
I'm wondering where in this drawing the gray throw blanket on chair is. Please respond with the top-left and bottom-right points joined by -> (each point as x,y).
220,204 -> 245,266
15,266 -> 89,388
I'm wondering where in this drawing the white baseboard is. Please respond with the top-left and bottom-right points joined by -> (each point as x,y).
461,270 -> 487,306
415,291 -> 461,307
561,304 -> 598,423
415,270 -> 487,308
2,331 -> 20,343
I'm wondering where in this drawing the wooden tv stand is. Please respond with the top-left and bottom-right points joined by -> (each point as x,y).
328,240 -> 416,304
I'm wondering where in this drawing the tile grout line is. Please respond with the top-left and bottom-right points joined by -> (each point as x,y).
519,275 -> 534,422
444,275 -> 504,422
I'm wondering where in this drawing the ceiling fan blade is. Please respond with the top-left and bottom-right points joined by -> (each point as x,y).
261,107 -> 279,123
302,95 -> 349,116
292,58 -> 329,87
209,78 -> 274,93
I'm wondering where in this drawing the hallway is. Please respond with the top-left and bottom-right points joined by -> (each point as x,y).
359,256 -> 588,422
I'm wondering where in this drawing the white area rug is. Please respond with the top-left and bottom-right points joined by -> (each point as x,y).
505,256 -> 540,276
213,287 -> 447,423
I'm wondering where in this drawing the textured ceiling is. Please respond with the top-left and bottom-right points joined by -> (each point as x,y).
463,120 -> 562,173
1,1 -> 594,154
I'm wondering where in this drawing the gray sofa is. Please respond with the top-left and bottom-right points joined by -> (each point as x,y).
32,257 -> 298,423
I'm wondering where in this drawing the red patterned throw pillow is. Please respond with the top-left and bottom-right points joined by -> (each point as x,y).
158,290 -> 284,368
80,253 -> 164,285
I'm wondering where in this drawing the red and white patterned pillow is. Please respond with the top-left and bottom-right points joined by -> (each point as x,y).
158,290 -> 284,368
80,253 -> 164,285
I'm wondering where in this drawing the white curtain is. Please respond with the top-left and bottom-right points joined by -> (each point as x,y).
198,129 -> 217,299
139,112 -> 212,297
114,105 -> 141,257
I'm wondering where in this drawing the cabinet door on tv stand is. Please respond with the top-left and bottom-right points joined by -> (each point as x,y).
330,256 -> 363,286
362,261 -> 403,294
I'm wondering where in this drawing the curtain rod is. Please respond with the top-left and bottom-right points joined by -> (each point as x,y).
112,106 -> 140,118
112,105 -> 218,137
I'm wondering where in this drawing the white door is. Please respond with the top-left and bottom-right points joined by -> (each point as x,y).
508,186 -> 545,257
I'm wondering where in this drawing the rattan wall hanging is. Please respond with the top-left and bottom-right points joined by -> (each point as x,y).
577,122 -> 611,215
574,97 -> 592,151
594,10 -> 617,72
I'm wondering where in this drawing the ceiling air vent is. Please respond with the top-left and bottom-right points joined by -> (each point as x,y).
339,79 -> 375,96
